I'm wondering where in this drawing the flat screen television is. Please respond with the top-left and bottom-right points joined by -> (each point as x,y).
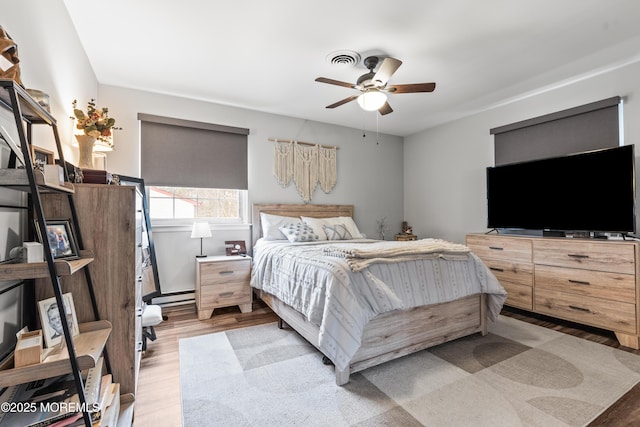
486,144 -> 636,234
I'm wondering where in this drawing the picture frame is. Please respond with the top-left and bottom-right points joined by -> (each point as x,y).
35,219 -> 80,260
30,145 -> 54,171
37,292 -> 79,348
225,240 -> 247,256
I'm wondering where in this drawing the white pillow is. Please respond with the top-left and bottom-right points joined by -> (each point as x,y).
279,223 -> 319,243
260,213 -> 301,240
301,216 -> 364,240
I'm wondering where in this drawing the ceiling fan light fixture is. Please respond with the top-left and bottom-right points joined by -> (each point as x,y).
357,90 -> 387,111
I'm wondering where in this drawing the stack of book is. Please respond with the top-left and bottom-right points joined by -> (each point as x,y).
0,357 -> 129,427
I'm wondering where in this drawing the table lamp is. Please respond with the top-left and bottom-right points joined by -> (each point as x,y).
191,222 -> 212,258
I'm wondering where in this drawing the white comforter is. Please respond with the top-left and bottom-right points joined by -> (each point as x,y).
250,238 -> 507,371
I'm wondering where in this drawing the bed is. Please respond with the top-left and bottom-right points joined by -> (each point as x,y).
250,203 -> 506,385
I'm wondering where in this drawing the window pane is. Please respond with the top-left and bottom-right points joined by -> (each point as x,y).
148,186 -> 243,221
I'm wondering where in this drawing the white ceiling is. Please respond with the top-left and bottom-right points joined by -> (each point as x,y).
63,0 -> 640,137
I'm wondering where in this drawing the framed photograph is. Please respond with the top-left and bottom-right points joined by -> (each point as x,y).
225,240 -> 247,256
30,145 -> 54,171
38,292 -> 79,348
35,219 -> 80,260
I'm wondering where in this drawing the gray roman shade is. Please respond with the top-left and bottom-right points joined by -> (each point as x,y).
139,113 -> 249,189
490,96 -> 622,166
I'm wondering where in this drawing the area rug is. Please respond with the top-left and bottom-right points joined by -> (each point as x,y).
179,315 -> 640,426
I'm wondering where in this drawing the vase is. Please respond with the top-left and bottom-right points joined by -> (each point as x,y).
75,134 -> 96,169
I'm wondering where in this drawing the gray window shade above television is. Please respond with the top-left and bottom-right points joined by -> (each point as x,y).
490,96 -> 621,166
139,113 -> 249,189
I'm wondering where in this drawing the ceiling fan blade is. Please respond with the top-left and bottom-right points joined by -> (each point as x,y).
326,95 -> 358,109
386,82 -> 436,93
378,102 -> 393,115
315,77 -> 356,89
373,57 -> 402,86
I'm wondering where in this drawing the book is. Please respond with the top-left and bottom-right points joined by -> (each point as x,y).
0,375 -> 81,427
98,383 -> 120,427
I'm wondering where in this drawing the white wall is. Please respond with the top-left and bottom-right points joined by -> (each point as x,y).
0,1 -> 99,353
404,60 -> 640,244
99,85 -> 404,293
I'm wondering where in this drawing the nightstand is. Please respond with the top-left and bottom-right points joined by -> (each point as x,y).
195,255 -> 253,320
394,233 -> 417,241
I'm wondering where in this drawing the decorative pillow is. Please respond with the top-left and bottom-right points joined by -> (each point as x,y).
301,216 -> 364,240
260,213 -> 301,240
279,223 -> 319,243
323,224 -> 352,240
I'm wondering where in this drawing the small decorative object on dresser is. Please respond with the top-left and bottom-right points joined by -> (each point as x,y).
225,240 -> 247,256
71,99 -> 117,169
394,233 -> 417,241
195,255 -> 253,320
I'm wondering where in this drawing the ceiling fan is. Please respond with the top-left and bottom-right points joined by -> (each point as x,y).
315,56 -> 436,115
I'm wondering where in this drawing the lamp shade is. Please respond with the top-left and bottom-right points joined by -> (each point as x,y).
357,90 -> 387,111
190,222 -> 212,239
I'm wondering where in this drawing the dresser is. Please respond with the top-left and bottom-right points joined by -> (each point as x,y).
195,255 -> 252,320
36,184 -> 141,395
466,233 -> 640,349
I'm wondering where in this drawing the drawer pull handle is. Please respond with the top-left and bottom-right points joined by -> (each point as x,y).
569,305 -> 591,313
568,254 -> 589,259
489,246 -> 504,251
219,270 -> 235,275
568,279 -> 590,286
490,267 -> 504,272
220,292 -> 234,298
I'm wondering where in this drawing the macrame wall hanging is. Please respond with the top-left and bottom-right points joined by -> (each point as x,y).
270,138 -> 338,203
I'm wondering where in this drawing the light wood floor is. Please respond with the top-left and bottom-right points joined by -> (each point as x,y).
133,300 -> 640,427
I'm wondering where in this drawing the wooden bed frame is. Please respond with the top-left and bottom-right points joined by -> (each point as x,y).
252,203 -> 488,385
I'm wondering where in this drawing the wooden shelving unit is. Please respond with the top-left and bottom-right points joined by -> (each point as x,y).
0,256 -> 94,280
0,79 -> 114,426
0,320 -> 111,388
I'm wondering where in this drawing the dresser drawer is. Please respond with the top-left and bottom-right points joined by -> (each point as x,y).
484,259 -> 533,288
200,259 -> 251,285
200,281 -> 252,307
466,234 -> 532,264
533,239 -> 635,274
535,288 -> 636,334
502,282 -> 533,310
535,265 -> 636,302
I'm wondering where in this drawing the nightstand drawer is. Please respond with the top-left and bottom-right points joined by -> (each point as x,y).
200,281 -> 251,307
200,259 -> 251,285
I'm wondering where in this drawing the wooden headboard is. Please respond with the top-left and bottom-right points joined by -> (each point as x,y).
251,203 -> 354,247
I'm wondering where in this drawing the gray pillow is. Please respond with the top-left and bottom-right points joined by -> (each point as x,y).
279,223 -> 319,243
323,224 -> 352,240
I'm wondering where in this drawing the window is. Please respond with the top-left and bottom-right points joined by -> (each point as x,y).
148,186 -> 247,222
138,113 -> 249,223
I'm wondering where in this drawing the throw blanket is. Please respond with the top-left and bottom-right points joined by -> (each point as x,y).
323,238 -> 471,271
251,239 -> 507,372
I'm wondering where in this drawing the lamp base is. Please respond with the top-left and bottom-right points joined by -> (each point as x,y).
196,254 -> 208,258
